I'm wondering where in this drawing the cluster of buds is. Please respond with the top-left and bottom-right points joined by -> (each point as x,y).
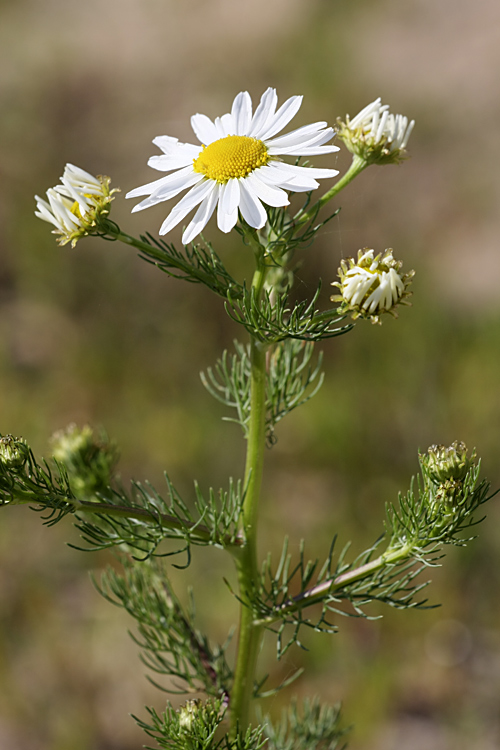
331,248 -> 414,324
51,423 -> 118,499
421,442 -> 477,515
337,97 -> 415,165
35,164 -> 116,247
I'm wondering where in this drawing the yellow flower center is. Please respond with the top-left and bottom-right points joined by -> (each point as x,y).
193,135 -> 270,183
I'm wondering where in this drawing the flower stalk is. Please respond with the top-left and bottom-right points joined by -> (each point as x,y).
229,254 -> 270,734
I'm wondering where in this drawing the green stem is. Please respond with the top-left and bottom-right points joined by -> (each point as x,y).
254,543 -> 413,626
229,255 -> 269,734
110,228 -> 230,292
7,493 -> 242,548
294,154 -> 368,229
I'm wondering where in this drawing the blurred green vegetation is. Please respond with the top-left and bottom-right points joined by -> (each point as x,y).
1,0 -> 500,748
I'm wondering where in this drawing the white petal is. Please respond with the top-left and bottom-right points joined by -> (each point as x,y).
231,91 -> 253,135
268,127 -> 338,155
248,87 -> 278,138
349,98 -> 382,128
158,181 -> 213,236
182,186 -> 220,245
238,180 -> 267,229
168,178 -> 215,214
244,172 -> 289,207
190,114 -> 220,145
258,95 -> 303,141
152,135 -> 180,153
213,116 -> 228,139
217,179 -> 240,233
126,176 -> 173,200
64,163 -> 101,187
127,164 -> 195,199
148,148 -> 200,173
220,112 -> 235,136
400,120 -> 415,149
130,170 -> 203,212
265,122 -> 329,148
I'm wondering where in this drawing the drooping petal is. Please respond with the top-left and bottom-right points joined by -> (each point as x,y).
238,179 -> 267,229
217,179 -> 240,233
244,171 -> 289,208
148,146 -> 201,173
158,180 -> 215,236
130,169 -> 204,211
182,186 -> 220,245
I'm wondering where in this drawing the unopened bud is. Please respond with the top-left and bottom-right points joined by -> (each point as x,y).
337,97 -> 415,165
331,248 -> 414,324
0,435 -> 29,469
35,163 -> 117,247
178,699 -> 201,733
423,442 -> 475,484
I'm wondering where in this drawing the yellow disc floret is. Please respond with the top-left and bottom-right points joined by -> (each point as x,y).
193,135 -> 270,183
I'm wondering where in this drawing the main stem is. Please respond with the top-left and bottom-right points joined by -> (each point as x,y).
230,254 -> 269,734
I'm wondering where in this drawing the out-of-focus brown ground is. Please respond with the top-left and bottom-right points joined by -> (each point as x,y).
1,1 -> 500,748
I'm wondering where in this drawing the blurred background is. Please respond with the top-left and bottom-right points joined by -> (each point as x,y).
1,0 -> 500,748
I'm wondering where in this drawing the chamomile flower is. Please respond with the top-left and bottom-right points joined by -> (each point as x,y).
35,164 -> 116,247
331,248 -> 414,324
126,88 -> 340,244
337,97 -> 415,165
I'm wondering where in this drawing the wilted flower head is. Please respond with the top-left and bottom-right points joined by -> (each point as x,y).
331,248 -> 414,324
35,164 -> 116,247
422,442 -> 476,485
337,97 -> 415,165
126,87 -> 339,244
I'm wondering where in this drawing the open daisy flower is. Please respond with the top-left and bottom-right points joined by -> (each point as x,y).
126,88 -> 340,245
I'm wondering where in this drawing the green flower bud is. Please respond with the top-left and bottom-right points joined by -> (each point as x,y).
423,442 -> 475,484
178,699 -> 202,733
0,435 -> 29,469
51,424 -> 118,499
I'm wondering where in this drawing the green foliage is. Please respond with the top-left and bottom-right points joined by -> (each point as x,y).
51,423 -> 119,500
226,286 -> 352,344
133,231 -> 244,301
0,430 -> 245,559
95,557 -> 232,697
135,699 -> 265,750
201,340 -> 324,443
264,698 -> 347,750
253,453 -> 494,657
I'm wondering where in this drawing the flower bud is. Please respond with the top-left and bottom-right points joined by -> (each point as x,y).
51,424 -> 118,498
35,164 -> 117,247
337,97 -> 415,165
422,442 -> 475,484
331,248 -> 414,324
178,699 -> 201,733
0,435 -> 29,469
